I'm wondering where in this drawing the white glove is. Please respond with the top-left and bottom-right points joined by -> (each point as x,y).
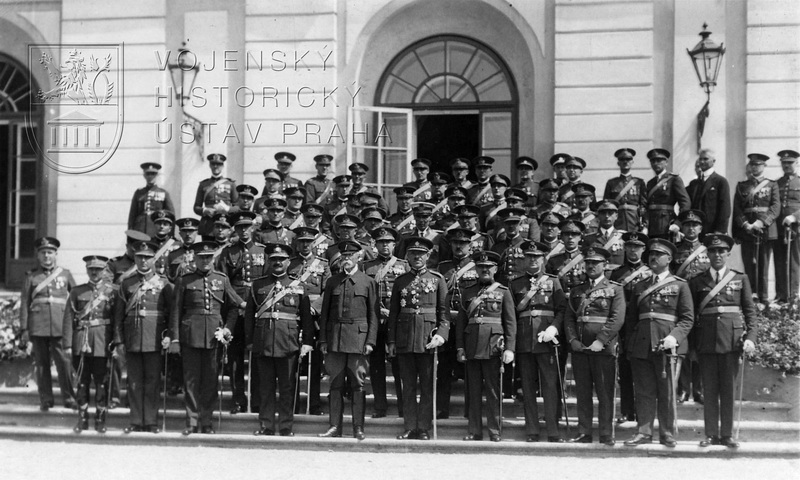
161,336 -> 171,350
426,334 -> 445,349
300,344 -> 314,358
661,335 -> 678,350
214,327 -> 232,345
539,325 -> 558,343
752,219 -> 764,231
669,224 -> 680,233
743,339 -> 756,354
502,349 -> 514,364
783,215 -> 797,226
640,226 -> 648,235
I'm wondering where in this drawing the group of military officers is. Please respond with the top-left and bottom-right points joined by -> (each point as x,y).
20,144 -> 799,446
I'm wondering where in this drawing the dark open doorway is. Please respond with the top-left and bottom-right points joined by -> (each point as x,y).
416,114 -> 479,174
0,124 -> 7,285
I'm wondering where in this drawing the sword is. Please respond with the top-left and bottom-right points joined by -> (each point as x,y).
787,227 -> 793,300
753,233 -> 761,302
612,344 -> 620,442
218,344 -> 228,432
736,344 -> 746,441
306,350 -> 312,415
553,342 -> 570,437
247,349 -> 253,414
498,338 -> 505,436
668,346 -> 679,435
433,346 -> 439,440
293,351 -> 302,415
162,337 -> 168,433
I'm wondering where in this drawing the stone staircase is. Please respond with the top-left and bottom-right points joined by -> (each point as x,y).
0,359 -> 798,458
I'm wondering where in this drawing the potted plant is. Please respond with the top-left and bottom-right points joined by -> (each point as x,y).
0,297 -> 34,388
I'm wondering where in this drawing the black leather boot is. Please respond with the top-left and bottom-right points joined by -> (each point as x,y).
95,408 -> 107,433
73,406 -> 89,433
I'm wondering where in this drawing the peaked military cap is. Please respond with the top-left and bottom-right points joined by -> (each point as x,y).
82,255 -> 109,269
596,199 -> 619,211
265,243 -> 293,259
150,210 -> 175,224
521,240 -> 548,257
472,156 -> 495,167
213,214 -> 232,228
140,162 -> 162,173
647,238 -> 676,257
746,153 -> 769,165
207,153 -> 227,164
133,241 -> 158,257
504,188 -> 529,203
335,214 -> 360,228
232,211 -> 257,227
359,191 -> 383,205
191,241 -> 218,256
499,207 -> 526,223
265,197 -> 287,210
703,233 -> 734,250
539,179 -> 560,191
293,227 -> 319,241
559,219 -> 585,234
472,250 -> 500,266
572,183 -> 595,197
614,148 -> 636,159
539,211 -> 565,225
348,162 -> 369,174
515,156 -> 538,170
35,236 -> 60,251
448,228 -> 474,243
314,154 -> 333,164
445,185 -> 468,199
301,203 -> 324,217
489,174 -> 511,187
393,186 -> 416,198
583,245 -> 611,262
455,204 -> 480,217
274,151 -> 296,163
176,217 -> 200,231
406,236 -> 434,253
337,240 -> 362,254
361,206 -> 387,221
622,231 -> 649,246
565,156 -> 587,169
412,202 -> 436,216
236,184 -> 259,197
678,209 -> 705,225
778,150 -> 800,161
283,186 -> 305,199
549,153 -> 573,166
371,226 -> 399,242
411,158 -> 432,168
125,230 -> 151,244
449,157 -> 470,169
263,168 -> 284,181
647,148 -> 671,161
428,172 -> 452,184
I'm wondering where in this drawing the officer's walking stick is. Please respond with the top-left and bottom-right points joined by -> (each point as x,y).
498,338 -> 505,436
219,344 -> 228,432
247,349 -> 253,414
162,342 -> 168,432
306,350 -> 312,415
787,227 -> 793,299
736,347 -> 746,440
612,344 -> 619,441
293,351 -> 302,415
553,341 -> 570,437
753,233 -> 761,301
669,346 -> 679,435
433,346 -> 439,440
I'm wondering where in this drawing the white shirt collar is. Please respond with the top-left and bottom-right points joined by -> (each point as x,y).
711,266 -> 726,280
701,167 -> 715,180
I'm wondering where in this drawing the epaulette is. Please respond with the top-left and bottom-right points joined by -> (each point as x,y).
673,275 -> 687,282
213,271 -> 229,278
510,273 -> 528,282
543,273 -> 557,279
609,280 -> 622,286
605,264 -> 622,272
254,242 -> 266,248
227,177 -> 235,182
732,269 -> 744,275
427,269 -> 444,279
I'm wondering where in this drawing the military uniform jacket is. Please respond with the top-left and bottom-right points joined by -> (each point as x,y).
645,173 -> 691,236
218,240 -> 267,295
559,182 -> 596,209
282,209 -> 303,229
777,173 -> 800,237
626,274 -> 694,358
387,268 -> 450,354
689,269 -> 757,354
438,257 -> 479,313
64,280 -> 115,357
584,228 -> 626,266
361,256 -> 409,312
396,228 -> 443,268
532,202 -> 572,220
152,235 -> 180,277
193,176 -> 238,233
545,249 -> 586,297
20,266 -> 76,337
603,175 -> 647,232
167,246 -> 196,282
281,175 -> 304,191
432,212 -> 458,232
104,254 -> 134,284
491,217 -> 541,244
318,270 -> 379,353
513,181 -> 539,211
305,175 -> 332,204
732,177 -> 780,242
492,234 -> 526,285
351,184 -> 390,212
672,240 -> 710,281
113,271 -> 173,352
244,274 -> 313,358
564,278 -> 625,355
573,209 -> 599,236
511,273 -> 566,354
128,185 -> 175,237
609,262 -> 652,302
288,254 -> 331,310
171,271 -> 241,349
467,181 -> 493,206
455,282 -> 516,360
479,199 -> 508,232
404,180 -> 433,202
388,210 -> 415,231
256,223 -> 296,246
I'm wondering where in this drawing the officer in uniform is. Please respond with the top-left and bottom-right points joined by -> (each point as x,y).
299,203 -> 327,249
388,186 -> 416,231
254,169 -> 285,212
361,226 -> 408,418
546,220 -> 587,295
128,162 -> 175,237
404,158 -> 433,201
20,237 -> 77,411
732,153 -> 780,303
428,172 -> 451,212
564,246 -> 625,445
773,149 -> 800,302
603,148 -> 647,233
257,198 -> 296,246
624,238 -> 694,447
396,202 -> 444,268
467,156 -> 495,206
106,230 -> 151,285
274,151 -> 304,191
491,189 -> 541,242
532,179 -> 571,220
455,204 -> 494,254
559,157 -> 593,209
168,218 -> 200,283
321,175 -> 353,233
304,154 -> 334,204
449,157 -> 474,190
245,243 -> 314,436
437,228 -> 479,419
282,187 -> 306,229
479,174 -> 511,232
644,148 -> 691,240
318,241 -> 379,440
609,232 -> 652,424
150,210 -> 178,277
540,212 -> 566,258
218,211 -> 267,414
288,227 -> 331,415
510,240 -> 566,442
230,184 -> 259,216
65,255 -> 115,433
433,186 -> 467,232
387,237 -> 449,440
689,233 -> 757,448
356,207 -> 386,257
492,207 -> 528,286
512,156 -> 539,210
583,200 -> 626,267
172,241 -> 243,435
113,241 -> 173,433
456,250 -> 516,442
325,214 -> 372,264
193,153 -> 238,236
569,183 -> 599,236
549,153 -> 571,188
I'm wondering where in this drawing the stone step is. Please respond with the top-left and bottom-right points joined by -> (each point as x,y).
1,383 -> 791,423
1,403 -> 798,443
1,426 -> 797,459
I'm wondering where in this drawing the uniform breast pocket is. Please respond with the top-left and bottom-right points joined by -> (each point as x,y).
283,294 -> 298,307
484,300 -> 501,313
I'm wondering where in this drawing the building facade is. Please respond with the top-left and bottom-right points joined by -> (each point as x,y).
0,0 -> 798,286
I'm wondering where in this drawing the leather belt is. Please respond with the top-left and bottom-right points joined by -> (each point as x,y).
518,310 -> 554,319
78,319 -> 111,328
336,318 -> 368,324
744,207 -> 769,213
619,204 -> 639,210
185,309 -> 220,315
400,307 -> 436,314
31,297 -> 67,306
701,306 -> 741,315
232,281 -> 252,287
467,316 -> 502,325
256,312 -> 298,321
648,204 -> 674,211
640,312 -> 677,322
578,315 -> 607,324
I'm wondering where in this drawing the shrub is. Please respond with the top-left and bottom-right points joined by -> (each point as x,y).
0,297 -> 32,361
749,299 -> 800,375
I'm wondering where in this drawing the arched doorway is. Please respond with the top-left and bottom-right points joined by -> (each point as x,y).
376,36 -> 518,175
0,53 -> 43,287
